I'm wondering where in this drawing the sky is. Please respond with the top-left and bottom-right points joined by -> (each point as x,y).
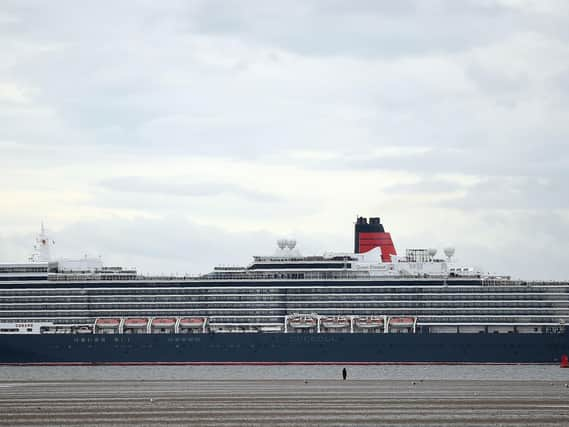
1,0 -> 569,279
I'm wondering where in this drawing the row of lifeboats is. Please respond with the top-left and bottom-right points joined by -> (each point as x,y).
95,317 -> 206,329
287,315 -> 415,330
288,315 -> 318,329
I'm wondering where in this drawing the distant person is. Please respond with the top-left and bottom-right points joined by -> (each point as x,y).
342,367 -> 347,380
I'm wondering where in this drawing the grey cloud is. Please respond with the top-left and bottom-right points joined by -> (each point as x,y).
389,209 -> 569,280
551,67 -> 569,107
2,0 -> 568,163
190,0 -> 524,57
465,62 -> 530,106
2,1 -> 569,280
4,0 -> 562,59
1,217 -> 276,275
382,179 -> 464,195
0,216 -> 348,276
98,176 -> 278,202
0,231 -> 34,263
305,137 -> 569,178
3,212 -> 568,280
380,173 -> 569,212
454,211 -> 569,280
442,176 -> 569,211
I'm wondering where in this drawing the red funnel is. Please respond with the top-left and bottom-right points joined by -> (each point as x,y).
561,354 -> 569,368
354,217 -> 397,262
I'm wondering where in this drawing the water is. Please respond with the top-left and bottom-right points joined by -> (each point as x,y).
1,365 -> 568,381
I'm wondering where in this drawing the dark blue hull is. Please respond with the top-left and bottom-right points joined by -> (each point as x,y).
1,332 -> 568,364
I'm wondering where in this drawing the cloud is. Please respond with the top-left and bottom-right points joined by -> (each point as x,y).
442,177 -> 569,210
190,0 -> 522,58
2,211 -> 568,280
382,178 -> 465,195
1,1 -> 569,280
98,176 -> 278,202
0,216 -> 349,276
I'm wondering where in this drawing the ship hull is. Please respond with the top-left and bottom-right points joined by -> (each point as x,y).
1,332 -> 568,365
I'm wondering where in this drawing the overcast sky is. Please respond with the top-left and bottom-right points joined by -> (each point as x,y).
1,0 -> 569,279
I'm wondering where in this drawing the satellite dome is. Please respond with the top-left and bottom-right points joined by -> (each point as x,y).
287,239 -> 297,250
277,239 -> 287,250
428,248 -> 437,257
444,247 -> 455,259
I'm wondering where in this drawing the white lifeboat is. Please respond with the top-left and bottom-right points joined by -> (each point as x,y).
321,316 -> 350,329
288,315 -> 317,329
151,318 -> 176,328
389,317 -> 415,328
124,318 -> 148,329
95,318 -> 120,328
354,316 -> 384,329
77,326 -> 93,334
179,317 -> 206,328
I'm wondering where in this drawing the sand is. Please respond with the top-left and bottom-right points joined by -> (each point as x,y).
1,379 -> 569,426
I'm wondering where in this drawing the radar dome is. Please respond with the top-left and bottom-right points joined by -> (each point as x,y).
287,239 -> 297,250
277,239 -> 287,250
444,247 -> 455,259
428,248 -> 437,257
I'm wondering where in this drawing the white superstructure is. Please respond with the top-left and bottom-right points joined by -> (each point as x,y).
0,219 -> 566,337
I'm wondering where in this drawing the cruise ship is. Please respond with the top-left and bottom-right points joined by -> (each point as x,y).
1,217 -> 568,365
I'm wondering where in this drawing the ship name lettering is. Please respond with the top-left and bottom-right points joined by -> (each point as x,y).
16,323 -> 33,328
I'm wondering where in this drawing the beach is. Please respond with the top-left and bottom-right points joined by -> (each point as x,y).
1,377 -> 569,426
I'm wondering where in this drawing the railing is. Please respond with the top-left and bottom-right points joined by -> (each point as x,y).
3,317 -> 566,336
46,272 -> 497,282
42,270 -> 569,285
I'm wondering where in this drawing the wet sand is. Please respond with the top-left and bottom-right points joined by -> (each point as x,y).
1,379 -> 569,426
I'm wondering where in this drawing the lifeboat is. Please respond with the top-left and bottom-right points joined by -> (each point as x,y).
151,318 -> 176,328
288,315 -> 317,329
179,317 -> 205,328
389,317 -> 415,328
124,318 -> 148,328
321,316 -> 350,329
77,326 -> 93,334
354,316 -> 384,329
95,318 -> 120,328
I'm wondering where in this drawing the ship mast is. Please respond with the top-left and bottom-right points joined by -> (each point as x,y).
29,222 -> 54,262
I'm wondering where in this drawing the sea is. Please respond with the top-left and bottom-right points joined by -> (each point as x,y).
1,364 -> 568,382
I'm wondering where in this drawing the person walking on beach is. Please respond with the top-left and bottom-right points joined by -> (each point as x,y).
342,367 -> 347,380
